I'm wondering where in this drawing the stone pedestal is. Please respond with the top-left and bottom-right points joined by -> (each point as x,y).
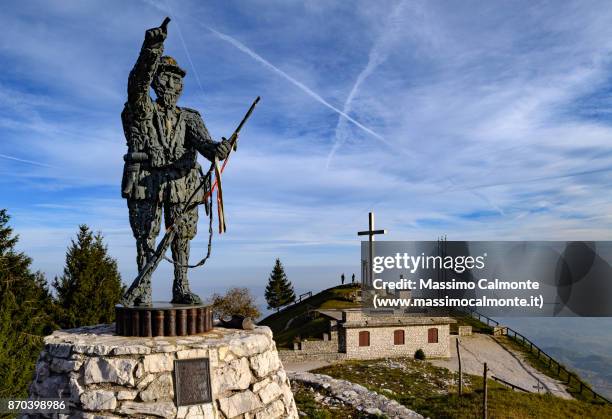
28,324 -> 298,419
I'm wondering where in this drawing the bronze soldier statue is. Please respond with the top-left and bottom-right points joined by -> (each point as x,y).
121,18 -> 231,306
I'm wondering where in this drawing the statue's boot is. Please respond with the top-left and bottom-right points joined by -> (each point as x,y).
170,237 -> 202,305
122,279 -> 152,306
171,271 -> 201,304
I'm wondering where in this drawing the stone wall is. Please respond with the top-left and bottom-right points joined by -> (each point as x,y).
278,350 -> 346,364
458,326 -> 472,336
493,326 -> 508,336
344,324 -> 451,359
279,331 -> 343,364
298,331 -> 338,354
28,324 -> 298,419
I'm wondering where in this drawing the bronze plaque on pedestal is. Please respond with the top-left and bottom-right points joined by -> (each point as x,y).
174,358 -> 212,406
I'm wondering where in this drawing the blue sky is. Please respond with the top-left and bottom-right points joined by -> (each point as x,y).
4,0 -> 612,302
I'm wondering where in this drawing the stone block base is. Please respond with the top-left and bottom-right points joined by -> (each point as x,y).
28,324 -> 298,419
458,326 -> 472,336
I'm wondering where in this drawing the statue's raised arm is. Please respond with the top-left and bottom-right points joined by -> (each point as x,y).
127,17 -> 170,107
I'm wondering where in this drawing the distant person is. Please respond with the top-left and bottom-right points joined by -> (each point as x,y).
341,273 -> 345,285
352,273 -> 355,284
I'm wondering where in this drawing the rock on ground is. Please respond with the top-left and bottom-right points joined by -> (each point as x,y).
288,371 -> 423,419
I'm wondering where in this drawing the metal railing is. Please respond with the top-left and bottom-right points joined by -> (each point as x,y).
297,291 -> 312,302
466,309 -> 499,327
272,291 -> 314,315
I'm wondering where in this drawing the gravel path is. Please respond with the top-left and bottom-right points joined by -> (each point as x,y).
283,359 -> 331,372
429,334 -> 571,399
282,316 -> 297,332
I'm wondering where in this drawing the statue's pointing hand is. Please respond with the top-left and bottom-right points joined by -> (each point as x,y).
145,17 -> 170,46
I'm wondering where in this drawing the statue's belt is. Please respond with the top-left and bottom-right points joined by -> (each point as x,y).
124,152 -> 149,162
123,152 -> 197,171
123,152 -> 224,232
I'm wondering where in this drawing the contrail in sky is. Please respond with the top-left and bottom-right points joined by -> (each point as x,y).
327,0 -> 407,168
0,153 -> 53,168
202,25 -> 388,144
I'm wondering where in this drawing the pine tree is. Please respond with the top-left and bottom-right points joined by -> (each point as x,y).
264,258 -> 295,311
53,225 -> 125,329
0,209 -> 57,397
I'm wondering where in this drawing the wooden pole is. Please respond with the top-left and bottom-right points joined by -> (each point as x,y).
457,338 -> 463,396
483,363 -> 488,419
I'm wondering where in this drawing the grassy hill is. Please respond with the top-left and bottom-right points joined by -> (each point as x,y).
259,284 -> 361,348
314,358 -> 612,418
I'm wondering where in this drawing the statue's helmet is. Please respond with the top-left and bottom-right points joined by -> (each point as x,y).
156,56 -> 186,78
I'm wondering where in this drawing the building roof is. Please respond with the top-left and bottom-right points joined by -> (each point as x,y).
315,309 -> 344,321
336,308 -> 456,329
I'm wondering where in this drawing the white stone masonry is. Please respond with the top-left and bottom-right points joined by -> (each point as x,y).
27,324 -> 298,419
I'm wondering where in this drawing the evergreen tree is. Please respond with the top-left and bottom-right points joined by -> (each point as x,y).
53,225 -> 124,329
0,209 -> 57,397
264,258 -> 295,311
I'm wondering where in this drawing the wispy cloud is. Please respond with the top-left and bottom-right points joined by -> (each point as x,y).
0,153 -> 55,168
203,25 -> 387,143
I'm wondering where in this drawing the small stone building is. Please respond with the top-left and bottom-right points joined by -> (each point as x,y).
284,309 -> 455,362
335,309 -> 455,359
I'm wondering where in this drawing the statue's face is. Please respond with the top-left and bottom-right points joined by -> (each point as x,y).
153,71 -> 183,108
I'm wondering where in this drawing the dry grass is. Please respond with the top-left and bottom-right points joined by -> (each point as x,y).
314,358 -> 612,419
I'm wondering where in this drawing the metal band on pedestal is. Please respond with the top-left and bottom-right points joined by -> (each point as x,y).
115,304 -> 212,337
166,310 -> 176,337
142,310 -> 152,337
177,309 -> 187,336
153,310 -> 165,337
